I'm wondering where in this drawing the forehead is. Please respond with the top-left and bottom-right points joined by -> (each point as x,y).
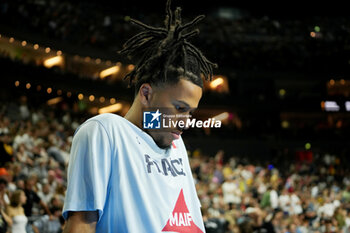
160,79 -> 202,107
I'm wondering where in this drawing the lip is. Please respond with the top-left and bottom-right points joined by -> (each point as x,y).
171,131 -> 182,140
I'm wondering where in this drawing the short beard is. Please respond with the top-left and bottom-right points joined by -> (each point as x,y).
145,130 -> 171,150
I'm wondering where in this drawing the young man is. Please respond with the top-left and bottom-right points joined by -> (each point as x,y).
62,0 -> 217,232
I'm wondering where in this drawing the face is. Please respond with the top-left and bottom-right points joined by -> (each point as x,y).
140,79 -> 202,149
20,191 -> 27,204
0,183 -> 6,191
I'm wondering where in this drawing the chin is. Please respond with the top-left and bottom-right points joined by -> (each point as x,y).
155,140 -> 172,150
148,131 -> 173,149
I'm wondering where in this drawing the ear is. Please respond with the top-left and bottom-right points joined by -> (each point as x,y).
138,83 -> 153,107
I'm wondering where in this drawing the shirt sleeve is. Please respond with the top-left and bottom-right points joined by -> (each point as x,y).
62,120 -> 113,223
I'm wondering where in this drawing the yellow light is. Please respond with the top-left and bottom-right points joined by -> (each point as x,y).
47,88 -> 52,94
84,57 -> 91,62
15,81 -> 20,87
45,47 -> 51,53
34,44 -> 39,50
26,83 -> 31,89
67,92 -> 72,97
128,64 -> 135,71
78,93 -> 84,100
329,79 -> 335,85
43,56 -> 63,68
89,95 -> 95,102
95,58 -> 101,64
106,60 -> 112,66
21,41 -> 27,46
57,90 -> 62,95
110,98 -> 116,104
279,89 -> 286,96
98,103 -> 122,114
37,85 -> 41,91
340,79 -> 346,85
99,96 -> 105,103
281,120 -> 289,129
210,77 -> 224,89
213,112 -> 229,121
9,37 -> 14,43
47,97 -> 63,105
305,143 -> 311,150
99,66 -> 120,79
56,50 -> 62,56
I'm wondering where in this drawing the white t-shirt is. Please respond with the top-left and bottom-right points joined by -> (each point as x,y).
278,194 -> 290,213
222,181 -> 241,204
269,190 -> 279,209
63,113 -> 205,233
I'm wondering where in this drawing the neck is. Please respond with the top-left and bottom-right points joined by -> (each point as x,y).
124,101 -> 142,129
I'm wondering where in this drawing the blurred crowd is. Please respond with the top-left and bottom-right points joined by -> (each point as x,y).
0,98 -> 86,233
192,149 -> 350,233
1,0 -> 350,70
0,97 -> 349,233
0,1 -> 349,233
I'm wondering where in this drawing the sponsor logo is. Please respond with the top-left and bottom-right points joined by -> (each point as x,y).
162,189 -> 203,233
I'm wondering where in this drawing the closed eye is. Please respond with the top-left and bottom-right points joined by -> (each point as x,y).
174,105 -> 188,113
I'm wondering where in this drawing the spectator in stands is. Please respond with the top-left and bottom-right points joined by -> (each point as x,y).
0,178 -> 9,208
32,198 -> 63,233
23,177 -> 51,220
5,189 -> 28,233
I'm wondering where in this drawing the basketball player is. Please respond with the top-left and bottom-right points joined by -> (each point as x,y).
62,0 -> 217,232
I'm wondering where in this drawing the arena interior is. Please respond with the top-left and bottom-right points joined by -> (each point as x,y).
0,0 -> 350,232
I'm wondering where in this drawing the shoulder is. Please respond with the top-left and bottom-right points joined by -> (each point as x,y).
88,113 -> 123,123
6,206 -> 17,217
5,205 -> 12,214
76,113 -> 127,135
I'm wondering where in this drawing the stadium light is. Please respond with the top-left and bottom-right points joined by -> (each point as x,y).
89,95 -> 95,102
213,112 -> 229,121
210,77 -> 224,89
324,101 -> 340,112
47,97 -> 63,105
99,66 -> 120,79
99,103 -> 122,114
44,56 -> 63,68
99,97 -> 105,103
110,98 -> 116,104
346,101 -> 350,111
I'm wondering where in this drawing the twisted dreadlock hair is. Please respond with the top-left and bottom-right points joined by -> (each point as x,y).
119,0 -> 217,95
